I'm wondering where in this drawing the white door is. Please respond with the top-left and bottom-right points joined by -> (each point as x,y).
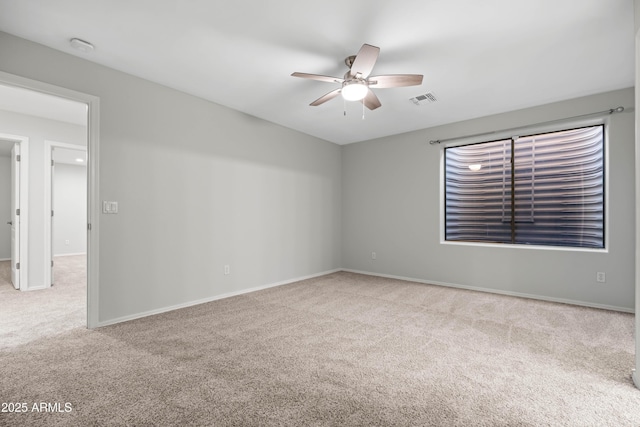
10,143 -> 20,290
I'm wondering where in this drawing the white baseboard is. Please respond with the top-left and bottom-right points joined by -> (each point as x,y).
341,268 -> 634,314
95,266 -> 633,328
21,285 -> 49,291
54,252 -> 87,257
0,258 -> 10,262
96,268 -> 342,328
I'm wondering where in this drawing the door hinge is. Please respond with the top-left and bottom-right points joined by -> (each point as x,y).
16,262 -> 20,270
16,208 -> 19,216
51,210 -> 54,217
16,154 -> 20,162
87,223 -> 92,231
51,260 -> 54,267
51,160 -> 54,167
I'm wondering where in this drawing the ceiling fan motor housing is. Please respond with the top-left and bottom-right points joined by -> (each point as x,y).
344,55 -> 357,68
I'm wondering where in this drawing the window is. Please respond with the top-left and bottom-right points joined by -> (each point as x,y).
444,125 -> 604,249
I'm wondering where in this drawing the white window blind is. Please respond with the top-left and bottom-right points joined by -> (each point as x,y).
444,125 -> 604,248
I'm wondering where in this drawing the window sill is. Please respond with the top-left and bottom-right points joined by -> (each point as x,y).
440,239 -> 608,254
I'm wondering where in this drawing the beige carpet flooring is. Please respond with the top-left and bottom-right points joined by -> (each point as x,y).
0,255 -> 86,350
0,271 -> 639,426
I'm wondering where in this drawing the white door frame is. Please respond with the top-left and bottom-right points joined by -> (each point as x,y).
0,71 -> 101,329
44,141 -> 87,288
633,13 -> 640,390
1,134 -> 29,291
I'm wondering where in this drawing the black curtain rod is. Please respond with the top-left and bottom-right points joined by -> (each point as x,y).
429,106 -> 627,145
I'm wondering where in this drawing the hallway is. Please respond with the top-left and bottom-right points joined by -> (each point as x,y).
0,255 -> 86,349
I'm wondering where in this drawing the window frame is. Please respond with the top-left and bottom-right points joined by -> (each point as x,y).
439,119 -> 609,253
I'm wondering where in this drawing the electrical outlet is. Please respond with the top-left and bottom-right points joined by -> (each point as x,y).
371,252 -> 376,260
596,272 -> 606,283
224,265 -> 230,275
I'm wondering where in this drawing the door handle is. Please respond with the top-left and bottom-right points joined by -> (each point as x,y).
6,221 -> 12,225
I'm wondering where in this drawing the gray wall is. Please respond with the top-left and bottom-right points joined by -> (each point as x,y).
53,163 -> 87,255
342,88 -> 635,311
0,154 -> 9,259
0,31 -> 342,324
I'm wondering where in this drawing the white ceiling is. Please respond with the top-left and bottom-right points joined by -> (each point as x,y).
0,84 -> 87,126
0,0 -> 634,145
54,146 -> 87,166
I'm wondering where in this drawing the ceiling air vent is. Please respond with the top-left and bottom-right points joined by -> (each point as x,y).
410,92 -> 437,105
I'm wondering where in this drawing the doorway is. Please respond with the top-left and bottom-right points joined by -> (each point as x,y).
0,135 -> 29,292
44,142 -> 88,288
0,70 -> 99,330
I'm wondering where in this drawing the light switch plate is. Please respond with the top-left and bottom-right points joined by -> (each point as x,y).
102,201 -> 118,214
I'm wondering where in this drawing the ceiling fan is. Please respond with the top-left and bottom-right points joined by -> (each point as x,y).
291,43 -> 423,111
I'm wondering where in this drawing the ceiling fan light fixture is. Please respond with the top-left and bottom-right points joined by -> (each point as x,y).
341,80 -> 368,101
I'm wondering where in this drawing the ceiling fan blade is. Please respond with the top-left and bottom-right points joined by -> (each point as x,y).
349,44 -> 380,78
363,89 -> 381,110
310,88 -> 342,106
291,72 -> 343,84
368,74 -> 423,88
